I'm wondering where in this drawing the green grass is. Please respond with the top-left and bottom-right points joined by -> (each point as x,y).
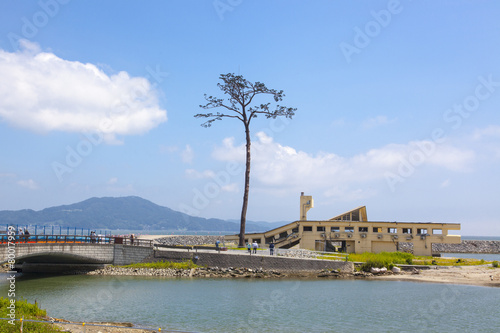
348,252 -> 413,271
119,260 -> 199,270
412,257 -> 489,266
317,253 -> 348,260
0,297 -> 61,332
348,251 -> 491,271
349,252 -> 414,265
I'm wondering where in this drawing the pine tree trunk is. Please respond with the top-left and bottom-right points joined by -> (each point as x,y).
239,124 -> 251,247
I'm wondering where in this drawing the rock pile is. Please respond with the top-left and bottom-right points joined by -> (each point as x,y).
396,240 -> 500,254
87,266 -> 285,279
154,235 -> 227,246
433,240 -> 500,253
278,249 -> 318,259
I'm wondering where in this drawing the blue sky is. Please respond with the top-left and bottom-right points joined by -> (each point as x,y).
1,0 -> 499,235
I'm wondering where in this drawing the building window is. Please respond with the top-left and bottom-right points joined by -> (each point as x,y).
331,227 -> 340,232
417,228 -> 428,235
402,228 -> 412,234
292,227 -> 299,233
388,228 -> 397,234
373,227 -> 382,233
265,236 -> 274,244
345,227 -> 354,233
358,227 -> 368,232
303,226 -> 313,232
317,226 -> 325,232
433,229 -> 443,235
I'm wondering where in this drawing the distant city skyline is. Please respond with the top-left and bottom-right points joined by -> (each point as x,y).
1,1 -> 499,236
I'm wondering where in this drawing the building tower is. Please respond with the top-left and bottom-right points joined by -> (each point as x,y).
300,192 -> 314,220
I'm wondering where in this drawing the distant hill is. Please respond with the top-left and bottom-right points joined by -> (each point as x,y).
0,196 -> 286,232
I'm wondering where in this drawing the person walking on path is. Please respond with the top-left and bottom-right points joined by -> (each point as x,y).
269,242 -> 275,256
252,241 -> 258,254
247,242 -> 252,255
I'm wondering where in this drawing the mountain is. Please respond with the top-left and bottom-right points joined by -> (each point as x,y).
0,196 -> 286,232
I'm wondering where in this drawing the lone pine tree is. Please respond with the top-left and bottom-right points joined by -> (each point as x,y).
195,73 -> 296,247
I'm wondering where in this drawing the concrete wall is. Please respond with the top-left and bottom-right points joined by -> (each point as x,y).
146,250 -> 354,272
113,245 -> 154,265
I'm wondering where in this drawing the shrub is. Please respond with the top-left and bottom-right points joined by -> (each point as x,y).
493,261 -> 499,268
351,252 -> 414,272
0,298 -> 60,333
359,259 -> 394,272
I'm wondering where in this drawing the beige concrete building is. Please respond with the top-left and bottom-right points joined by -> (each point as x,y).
225,193 -> 461,256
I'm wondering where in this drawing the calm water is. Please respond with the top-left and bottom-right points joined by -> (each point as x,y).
1,274 -> 500,333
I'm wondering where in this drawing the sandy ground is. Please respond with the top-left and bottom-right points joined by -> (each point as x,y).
372,265 -> 500,287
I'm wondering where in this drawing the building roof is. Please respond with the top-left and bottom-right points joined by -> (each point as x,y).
329,206 -> 367,222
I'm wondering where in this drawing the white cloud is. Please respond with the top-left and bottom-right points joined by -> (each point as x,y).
211,132 -> 475,199
0,40 -> 167,143
470,126 -> 500,159
17,179 -> 38,190
181,144 -> 194,164
331,118 -> 346,128
473,125 -> 500,140
185,169 -> 215,179
362,115 -> 396,129
221,183 -> 239,193
107,177 -> 118,185
159,145 -> 178,153
440,179 -> 451,188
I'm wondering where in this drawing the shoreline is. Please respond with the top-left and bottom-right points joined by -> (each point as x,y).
81,264 -> 500,288
371,265 -> 500,288
51,320 -> 157,333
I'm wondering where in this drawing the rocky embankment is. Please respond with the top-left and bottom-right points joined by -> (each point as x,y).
88,266 -> 288,278
85,265 -> 396,279
154,235 -> 226,246
398,240 -> 500,254
433,240 -> 500,253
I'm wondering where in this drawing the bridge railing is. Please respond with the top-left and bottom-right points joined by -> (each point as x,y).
0,234 -> 153,247
2,224 -> 112,236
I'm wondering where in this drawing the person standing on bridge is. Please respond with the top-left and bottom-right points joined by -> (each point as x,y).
269,242 -> 275,256
23,228 -> 30,243
252,241 -> 258,254
247,242 -> 251,255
